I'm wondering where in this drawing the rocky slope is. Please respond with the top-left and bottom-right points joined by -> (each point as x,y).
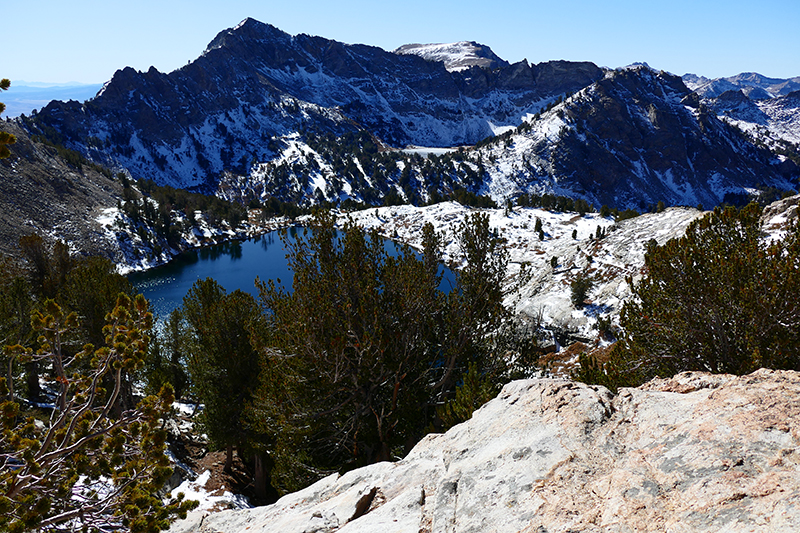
684,72 -> 800,161
0,119 -> 123,257
710,89 -> 800,151
467,66 -> 797,210
170,368 -> 800,532
214,66 -> 797,210
0,119 -> 271,269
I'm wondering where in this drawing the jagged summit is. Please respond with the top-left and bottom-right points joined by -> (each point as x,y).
204,17 -> 290,53
621,61 -> 652,71
393,41 -> 509,71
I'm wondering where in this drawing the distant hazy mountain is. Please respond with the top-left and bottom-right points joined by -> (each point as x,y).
683,72 -> 800,99
0,82 -> 103,118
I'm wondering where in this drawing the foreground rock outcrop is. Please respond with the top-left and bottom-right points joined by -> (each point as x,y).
171,369 -> 800,532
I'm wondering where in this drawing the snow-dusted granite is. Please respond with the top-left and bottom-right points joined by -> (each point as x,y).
343,202 -> 705,338
170,368 -> 800,532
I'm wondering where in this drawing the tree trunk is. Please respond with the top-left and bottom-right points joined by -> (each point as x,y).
25,361 -> 40,402
107,371 -> 137,419
224,444 -> 233,474
252,452 -> 278,504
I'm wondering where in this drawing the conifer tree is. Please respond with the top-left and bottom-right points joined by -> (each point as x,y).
183,279 -> 262,473
575,203 -> 800,390
256,214 -> 446,469
146,308 -> 190,400
0,295 -> 196,532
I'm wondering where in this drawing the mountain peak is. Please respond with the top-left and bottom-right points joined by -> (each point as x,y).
393,41 -> 509,71
205,18 -> 290,54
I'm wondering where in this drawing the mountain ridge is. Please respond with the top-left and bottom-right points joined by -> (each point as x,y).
24,18 -> 603,192
17,18 -> 800,209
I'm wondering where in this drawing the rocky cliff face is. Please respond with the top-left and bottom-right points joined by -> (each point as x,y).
170,369 -> 800,533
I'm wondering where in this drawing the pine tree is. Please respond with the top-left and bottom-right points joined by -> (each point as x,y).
183,279 -> 262,474
257,214 -> 446,469
145,309 -> 190,400
0,295 -> 196,532
570,272 -> 593,308
575,203 -> 800,389
253,212 -> 513,480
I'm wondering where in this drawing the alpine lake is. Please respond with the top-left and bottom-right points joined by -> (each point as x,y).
129,228 -> 457,319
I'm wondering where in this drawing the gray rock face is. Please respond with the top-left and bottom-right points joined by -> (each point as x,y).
171,369 -> 800,532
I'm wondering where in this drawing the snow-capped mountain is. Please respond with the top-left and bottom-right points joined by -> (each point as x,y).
22,18 -> 601,191
683,72 -> 800,161
684,72 -> 800,99
393,41 -> 509,71
18,18 -> 800,210
467,66 -> 797,209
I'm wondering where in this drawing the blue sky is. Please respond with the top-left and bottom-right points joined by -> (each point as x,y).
4,0 -> 800,84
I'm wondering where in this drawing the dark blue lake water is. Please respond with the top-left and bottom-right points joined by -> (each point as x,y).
129,229 -> 457,318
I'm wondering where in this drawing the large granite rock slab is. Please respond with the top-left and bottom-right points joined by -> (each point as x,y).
171,369 -> 800,532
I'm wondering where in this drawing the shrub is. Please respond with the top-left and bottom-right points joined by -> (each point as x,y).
570,272 -> 593,308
